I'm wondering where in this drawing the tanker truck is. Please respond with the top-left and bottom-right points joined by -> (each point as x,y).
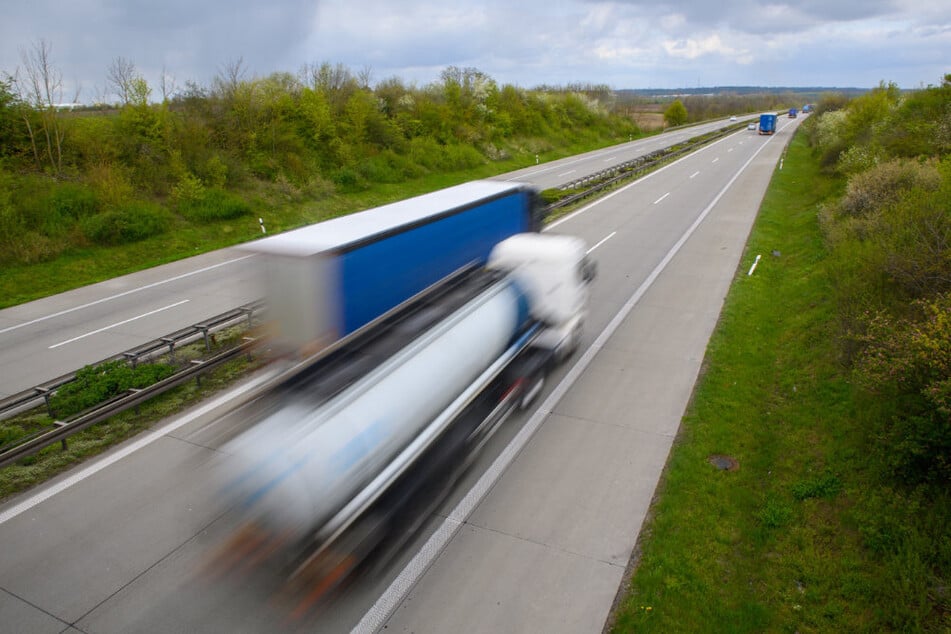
210,231 -> 595,611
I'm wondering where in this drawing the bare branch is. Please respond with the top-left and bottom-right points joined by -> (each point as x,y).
107,56 -> 137,105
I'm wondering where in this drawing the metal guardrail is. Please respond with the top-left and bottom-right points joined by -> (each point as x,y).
0,339 -> 258,469
0,300 -> 265,423
545,124 -> 743,212
0,123 -> 743,468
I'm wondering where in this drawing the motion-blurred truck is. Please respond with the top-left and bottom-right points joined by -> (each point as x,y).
209,187 -> 595,612
249,180 -> 543,359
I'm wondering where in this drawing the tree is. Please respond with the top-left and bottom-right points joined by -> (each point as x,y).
0,76 -> 23,158
16,39 -> 67,174
107,56 -> 139,105
663,99 -> 688,127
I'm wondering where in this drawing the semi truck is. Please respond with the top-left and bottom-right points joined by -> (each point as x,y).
247,180 -> 543,359
210,230 -> 595,612
758,112 -> 778,135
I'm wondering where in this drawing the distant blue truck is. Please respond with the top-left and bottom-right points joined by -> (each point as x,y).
788,107 -> 798,118
244,180 -> 543,355
759,113 -> 778,135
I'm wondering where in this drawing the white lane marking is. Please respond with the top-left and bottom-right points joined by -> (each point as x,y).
559,170 -> 576,177
712,157 -> 720,163
728,147 -> 734,152
356,125 -> 782,634
0,119 -> 777,590
654,192 -> 670,205
0,368 -> 279,527
48,300 -> 190,349
0,254 -> 256,336
503,122 -> 734,182
690,171 -> 700,179
545,128 -> 742,231
602,156 -> 616,162
586,231 -> 616,254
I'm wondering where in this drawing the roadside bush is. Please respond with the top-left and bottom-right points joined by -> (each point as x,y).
178,188 -> 252,222
332,167 -> 367,192
837,158 -> 941,218
49,360 -> 176,419
357,149 -> 422,183
81,201 -> 171,245
854,294 -> 951,485
48,183 -> 100,221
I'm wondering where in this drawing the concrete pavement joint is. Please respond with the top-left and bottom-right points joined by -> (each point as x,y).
459,520 -> 627,570
1,585 -> 73,629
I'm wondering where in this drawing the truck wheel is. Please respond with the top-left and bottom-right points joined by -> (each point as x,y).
519,372 -> 545,410
560,321 -> 584,361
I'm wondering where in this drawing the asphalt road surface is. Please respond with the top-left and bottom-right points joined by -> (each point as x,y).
0,114 -> 801,632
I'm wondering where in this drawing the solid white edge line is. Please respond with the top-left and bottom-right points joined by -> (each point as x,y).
354,124 -> 782,634
0,368 -> 278,526
0,127 -> 736,522
48,299 -> 190,349
0,254 -> 256,336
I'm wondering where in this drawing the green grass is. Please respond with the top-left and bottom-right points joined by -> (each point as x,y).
609,132 -> 889,632
0,133 -> 637,309
0,329 -> 264,501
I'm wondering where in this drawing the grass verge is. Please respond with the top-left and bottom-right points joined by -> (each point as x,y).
0,331 -> 265,502
0,134 -> 638,309
609,131 -> 917,631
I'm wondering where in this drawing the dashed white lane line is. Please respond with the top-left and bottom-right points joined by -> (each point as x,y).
0,254 -> 255,336
654,192 -> 670,204
48,300 -> 190,349
586,231 -> 617,254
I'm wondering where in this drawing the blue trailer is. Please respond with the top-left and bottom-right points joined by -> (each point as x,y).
788,107 -> 798,118
759,113 -> 778,135
245,180 -> 542,356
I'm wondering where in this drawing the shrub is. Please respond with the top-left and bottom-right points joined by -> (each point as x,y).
837,158 -> 941,218
82,201 -> 171,245
48,183 -> 100,220
332,167 -> 366,192
854,295 -> 951,484
49,360 -> 176,419
178,188 -> 252,222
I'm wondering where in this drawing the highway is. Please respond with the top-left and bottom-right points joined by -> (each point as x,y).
0,117 -> 749,399
0,114 -> 800,632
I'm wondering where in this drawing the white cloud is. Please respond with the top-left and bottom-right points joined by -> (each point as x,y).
0,0 -> 946,98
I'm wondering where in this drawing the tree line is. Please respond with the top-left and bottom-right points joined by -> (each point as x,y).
0,42 -> 638,265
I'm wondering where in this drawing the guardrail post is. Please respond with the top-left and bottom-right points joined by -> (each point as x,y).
53,421 -> 68,451
241,307 -> 254,328
162,337 -> 176,360
190,360 -> 204,386
37,387 -> 54,418
123,351 -> 138,369
196,325 -> 211,351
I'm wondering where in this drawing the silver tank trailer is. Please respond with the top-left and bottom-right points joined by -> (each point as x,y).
219,279 -> 527,539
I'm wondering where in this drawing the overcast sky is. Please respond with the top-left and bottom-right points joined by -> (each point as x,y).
2,0 -> 949,103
